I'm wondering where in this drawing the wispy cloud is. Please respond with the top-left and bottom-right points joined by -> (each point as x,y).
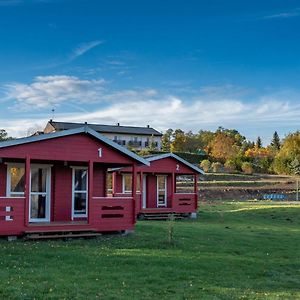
2,75 -> 106,111
69,40 -> 104,61
262,8 -> 300,20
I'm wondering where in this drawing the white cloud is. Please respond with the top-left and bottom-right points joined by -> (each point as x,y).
70,40 -> 104,61
3,75 -> 106,111
2,76 -> 300,143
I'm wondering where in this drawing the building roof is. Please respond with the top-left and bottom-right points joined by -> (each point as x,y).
145,153 -> 205,174
110,153 -> 205,174
0,126 -> 150,166
46,120 -> 163,136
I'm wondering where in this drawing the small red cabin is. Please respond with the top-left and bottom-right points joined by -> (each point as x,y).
111,153 -> 204,219
0,126 -> 148,237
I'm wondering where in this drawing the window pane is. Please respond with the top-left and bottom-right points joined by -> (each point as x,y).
74,193 -> 87,214
158,176 -> 166,190
10,167 -> 25,193
106,173 -> 112,193
31,168 -> 47,193
74,170 -> 87,191
176,175 -> 194,193
30,194 -> 46,219
124,174 -> 132,192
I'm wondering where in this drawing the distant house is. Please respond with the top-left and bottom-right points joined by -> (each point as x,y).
44,120 -> 163,150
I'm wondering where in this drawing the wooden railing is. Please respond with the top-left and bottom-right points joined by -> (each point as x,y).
0,197 -> 25,235
90,197 -> 135,231
173,193 -> 197,213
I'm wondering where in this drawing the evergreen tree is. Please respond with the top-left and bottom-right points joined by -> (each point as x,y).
0,129 -> 9,141
270,131 -> 280,150
256,136 -> 262,148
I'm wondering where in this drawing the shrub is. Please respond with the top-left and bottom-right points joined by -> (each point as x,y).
241,162 -> 254,174
211,162 -> 223,173
224,159 -> 236,173
200,159 -> 211,172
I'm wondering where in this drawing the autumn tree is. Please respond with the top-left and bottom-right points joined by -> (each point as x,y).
209,132 -> 239,163
170,129 -> 186,152
273,131 -> 300,174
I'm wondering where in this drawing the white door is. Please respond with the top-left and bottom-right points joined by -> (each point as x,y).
142,175 -> 147,209
72,168 -> 88,219
157,175 -> 167,208
29,166 -> 51,223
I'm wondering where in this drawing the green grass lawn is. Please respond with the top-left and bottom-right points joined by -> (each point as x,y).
1,202 -> 300,299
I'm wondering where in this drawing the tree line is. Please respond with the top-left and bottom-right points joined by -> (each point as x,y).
161,127 -> 300,175
1,127 -> 299,175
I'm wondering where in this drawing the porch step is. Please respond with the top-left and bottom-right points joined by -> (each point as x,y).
139,213 -> 186,220
24,229 -> 101,240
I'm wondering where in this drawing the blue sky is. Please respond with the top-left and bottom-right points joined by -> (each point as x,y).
1,0 -> 300,143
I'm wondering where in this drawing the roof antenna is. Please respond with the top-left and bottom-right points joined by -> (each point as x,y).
51,108 -> 55,120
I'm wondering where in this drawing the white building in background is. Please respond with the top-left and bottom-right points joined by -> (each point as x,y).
43,120 -> 163,150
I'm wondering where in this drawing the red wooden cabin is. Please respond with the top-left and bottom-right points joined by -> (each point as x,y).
0,126 -> 148,237
110,153 -> 204,219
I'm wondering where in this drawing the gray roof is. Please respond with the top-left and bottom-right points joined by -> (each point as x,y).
0,126 -> 150,166
110,153 -> 205,174
48,120 -> 163,136
146,153 -> 205,174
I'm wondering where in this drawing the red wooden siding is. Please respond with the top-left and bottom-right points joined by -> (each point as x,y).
53,164 -> 72,222
90,197 -> 134,231
0,198 -> 25,235
93,166 -> 106,197
0,134 -> 136,165
0,164 -> 7,196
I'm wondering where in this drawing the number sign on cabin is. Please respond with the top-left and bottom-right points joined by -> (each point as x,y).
98,148 -> 103,158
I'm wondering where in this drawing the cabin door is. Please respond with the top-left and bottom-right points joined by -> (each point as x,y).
29,166 -> 51,223
157,175 -> 167,208
72,168 -> 88,219
142,175 -> 147,209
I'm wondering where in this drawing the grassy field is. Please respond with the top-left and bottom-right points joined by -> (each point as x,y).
1,201 -> 300,299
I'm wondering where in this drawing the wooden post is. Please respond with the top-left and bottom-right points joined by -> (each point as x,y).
194,174 -> 198,210
88,160 -> 94,225
171,172 -> 175,210
132,164 -> 137,224
112,172 -> 117,196
24,156 -> 30,227
139,171 -> 143,213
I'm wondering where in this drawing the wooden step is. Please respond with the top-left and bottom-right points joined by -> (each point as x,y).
141,213 -> 186,220
25,232 -> 102,240
25,228 -> 98,234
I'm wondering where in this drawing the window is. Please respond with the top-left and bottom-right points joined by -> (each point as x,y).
7,165 -> 25,197
157,176 -> 167,207
175,175 -> 194,193
106,172 -> 113,195
122,174 -> 141,193
72,168 -> 88,217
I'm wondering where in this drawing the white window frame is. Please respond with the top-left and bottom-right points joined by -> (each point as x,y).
6,163 -> 25,198
122,174 -> 141,194
122,174 -> 132,194
29,164 -> 52,223
71,166 -> 88,219
156,175 -> 167,208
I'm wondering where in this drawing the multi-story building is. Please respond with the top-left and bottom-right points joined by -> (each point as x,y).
43,120 -> 163,150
